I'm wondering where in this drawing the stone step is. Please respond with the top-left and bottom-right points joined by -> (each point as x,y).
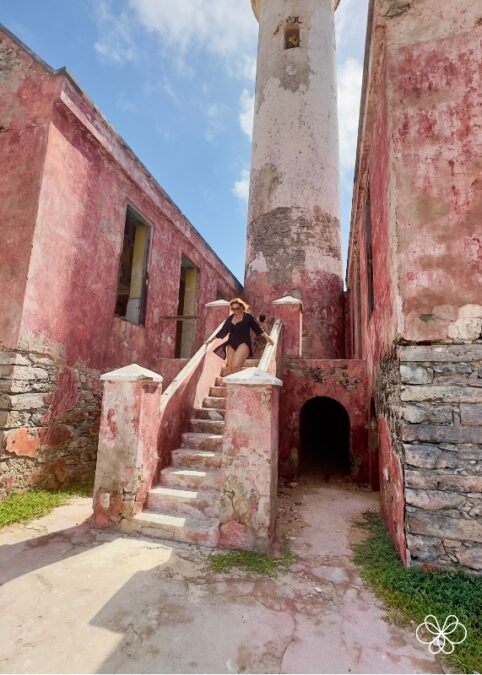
147,486 -> 221,518
181,432 -> 223,450
172,448 -> 222,470
189,418 -> 224,434
194,407 -> 225,421
160,466 -> 220,490
209,385 -> 227,398
120,510 -> 219,547
215,376 -> 225,386
203,396 -> 226,410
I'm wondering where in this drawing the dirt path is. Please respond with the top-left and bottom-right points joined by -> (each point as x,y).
0,480 -> 441,673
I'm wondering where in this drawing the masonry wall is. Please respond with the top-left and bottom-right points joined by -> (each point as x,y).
0,28 -> 241,497
399,345 -> 482,571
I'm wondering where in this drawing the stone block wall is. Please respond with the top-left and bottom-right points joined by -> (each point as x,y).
399,345 -> 482,572
0,349 -> 102,497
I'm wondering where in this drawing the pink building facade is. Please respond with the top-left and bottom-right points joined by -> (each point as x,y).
346,0 -> 481,571
0,26 -> 241,497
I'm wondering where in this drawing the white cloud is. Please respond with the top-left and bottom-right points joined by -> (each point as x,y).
194,101 -> 228,141
128,0 -> 258,78
232,169 -> 250,205
335,0 -> 369,52
94,0 -> 138,64
239,89 -> 255,140
337,57 -> 364,174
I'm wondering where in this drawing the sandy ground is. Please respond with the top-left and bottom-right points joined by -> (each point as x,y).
0,477 -> 441,674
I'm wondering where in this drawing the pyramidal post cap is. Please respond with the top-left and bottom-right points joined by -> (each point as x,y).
101,363 -> 163,383
251,0 -> 341,20
272,295 -> 303,306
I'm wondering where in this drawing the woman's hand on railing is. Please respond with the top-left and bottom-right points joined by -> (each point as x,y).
263,332 -> 275,346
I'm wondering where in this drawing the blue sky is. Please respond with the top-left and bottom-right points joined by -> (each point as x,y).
0,0 -> 368,283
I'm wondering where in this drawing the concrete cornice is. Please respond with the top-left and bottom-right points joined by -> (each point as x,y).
251,0 -> 341,21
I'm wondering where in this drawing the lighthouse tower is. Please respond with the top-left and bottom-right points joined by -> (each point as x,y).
245,0 -> 343,358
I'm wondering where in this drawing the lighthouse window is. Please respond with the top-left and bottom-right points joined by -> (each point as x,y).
285,24 -> 300,49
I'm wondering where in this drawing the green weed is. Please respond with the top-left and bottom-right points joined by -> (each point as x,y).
209,537 -> 296,577
352,511 -> 482,674
0,483 -> 92,529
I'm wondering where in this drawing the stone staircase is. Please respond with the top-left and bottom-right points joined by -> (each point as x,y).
120,360 -> 259,546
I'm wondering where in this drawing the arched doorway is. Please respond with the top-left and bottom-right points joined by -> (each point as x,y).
299,397 -> 350,477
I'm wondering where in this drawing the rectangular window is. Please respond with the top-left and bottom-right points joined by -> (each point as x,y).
364,187 -> 375,317
115,206 -> 150,325
175,256 -> 200,358
356,265 -> 363,358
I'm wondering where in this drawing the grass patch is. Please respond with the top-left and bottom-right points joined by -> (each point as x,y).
0,483 -> 93,529
209,537 -> 296,577
352,511 -> 482,674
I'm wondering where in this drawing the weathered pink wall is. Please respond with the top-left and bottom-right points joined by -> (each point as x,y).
349,1 -> 482,350
0,30 -> 60,350
388,1 -> 482,341
378,415 -> 406,565
19,84 -> 241,372
345,0 -> 482,567
0,27 -> 241,495
279,359 -> 369,483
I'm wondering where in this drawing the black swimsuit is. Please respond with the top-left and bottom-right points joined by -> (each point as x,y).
213,313 -> 263,359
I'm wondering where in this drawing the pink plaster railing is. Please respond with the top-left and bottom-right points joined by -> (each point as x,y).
218,319 -> 283,553
92,321 -> 225,528
156,322 -> 225,478
258,319 -> 283,378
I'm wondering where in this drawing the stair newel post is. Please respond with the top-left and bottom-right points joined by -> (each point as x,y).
204,299 -> 230,340
219,369 -> 283,553
273,296 -> 303,358
93,364 -> 163,528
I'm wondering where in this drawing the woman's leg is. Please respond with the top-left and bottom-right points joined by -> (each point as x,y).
230,343 -> 250,374
222,346 -> 235,377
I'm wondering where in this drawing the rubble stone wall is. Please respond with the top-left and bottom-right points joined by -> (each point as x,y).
399,344 -> 482,572
0,349 -> 102,497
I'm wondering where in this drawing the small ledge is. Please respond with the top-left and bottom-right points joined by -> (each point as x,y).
101,363 -> 163,383
273,295 -> 303,306
224,367 -> 283,387
205,299 -> 230,307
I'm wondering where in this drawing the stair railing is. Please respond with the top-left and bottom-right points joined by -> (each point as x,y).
258,319 -> 283,378
156,321 -> 226,478
92,322 -> 225,528
218,318 -> 283,554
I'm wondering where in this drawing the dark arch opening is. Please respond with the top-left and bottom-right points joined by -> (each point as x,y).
299,397 -> 350,477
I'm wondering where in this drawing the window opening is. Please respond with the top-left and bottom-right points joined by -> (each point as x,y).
115,206 -> 150,325
356,262 -> 363,358
365,187 -> 375,317
285,17 -> 301,49
175,256 -> 200,358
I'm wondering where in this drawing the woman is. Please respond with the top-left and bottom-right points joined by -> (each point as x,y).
205,298 -> 274,376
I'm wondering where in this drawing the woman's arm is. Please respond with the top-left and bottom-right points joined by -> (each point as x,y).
248,314 -> 274,345
205,315 -> 232,344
